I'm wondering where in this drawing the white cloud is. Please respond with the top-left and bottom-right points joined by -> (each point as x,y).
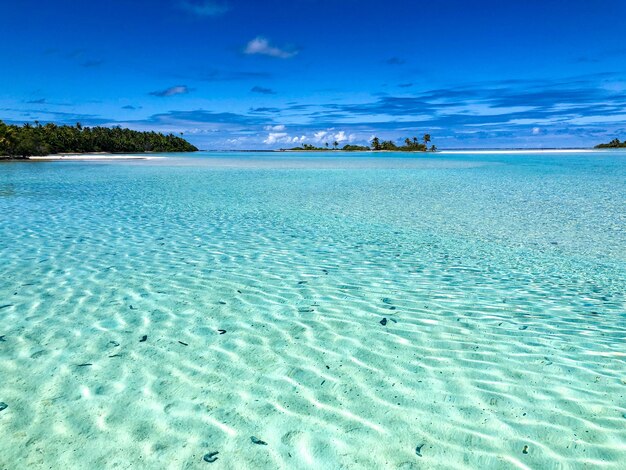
532,127 -> 541,135
244,37 -> 298,59
263,132 -> 289,144
264,124 -> 286,131
313,131 -> 327,142
149,85 -> 192,97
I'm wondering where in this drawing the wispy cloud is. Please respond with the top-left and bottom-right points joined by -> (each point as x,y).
179,0 -> 229,16
80,59 -> 104,68
149,85 -> 192,97
244,37 -> 298,59
251,86 -> 276,95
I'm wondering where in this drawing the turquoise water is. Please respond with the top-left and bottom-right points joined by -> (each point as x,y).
1,151 -> 625,469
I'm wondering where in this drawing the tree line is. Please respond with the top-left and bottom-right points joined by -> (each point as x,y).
595,138 -> 626,149
0,121 -> 198,157
287,134 -> 436,152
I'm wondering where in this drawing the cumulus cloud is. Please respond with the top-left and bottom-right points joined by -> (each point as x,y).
244,37 -> 298,59
263,132 -> 289,144
179,0 -> 229,16
264,124 -> 286,131
149,85 -> 191,97
312,130 -> 353,144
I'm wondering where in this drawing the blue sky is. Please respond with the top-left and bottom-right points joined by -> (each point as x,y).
1,0 -> 625,149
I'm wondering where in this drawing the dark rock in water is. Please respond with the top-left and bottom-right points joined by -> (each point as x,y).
77,363 -> 93,367
298,281 -> 307,285
237,290 -> 242,294
0,402 -> 7,412
109,340 -> 120,347
390,318 -> 398,324
0,304 -> 12,310
415,443 -> 424,457
218,301 -> 227,305
218,329 -> 227,335
178,341 -> 188,346
129,305 -> 135,310
522,445 -> 529,454
519,326 -> 528,330
382,298 -> 393,305
0,335 -> 5,342
388,306 -> 397,310
203,451 -> 219,463
139,335 -> 148,342
380,318 -> 388,326
250,436 -> 268,445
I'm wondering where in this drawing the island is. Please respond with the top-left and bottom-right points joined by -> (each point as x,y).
595,138 -> 626,149
285,135 -> 437,152
0,120 -> 198,159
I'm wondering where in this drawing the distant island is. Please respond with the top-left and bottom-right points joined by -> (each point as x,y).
0,120 -> 198,159
595,138 -> 626,149
285,135 -> 436,152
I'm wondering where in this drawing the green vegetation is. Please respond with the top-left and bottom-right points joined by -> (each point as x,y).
595,138 -> 626,149
285,134 -> 436,152
0,120 -> 198,158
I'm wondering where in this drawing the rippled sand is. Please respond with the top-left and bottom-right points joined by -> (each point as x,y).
1,152 -> 625,469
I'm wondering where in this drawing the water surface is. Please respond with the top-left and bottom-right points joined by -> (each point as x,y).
1,151 -> 625,469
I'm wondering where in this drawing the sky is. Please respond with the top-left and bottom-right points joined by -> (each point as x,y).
1,0 -> 626,149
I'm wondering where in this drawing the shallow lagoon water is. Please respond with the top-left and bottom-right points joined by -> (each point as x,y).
0,151 -> 625,469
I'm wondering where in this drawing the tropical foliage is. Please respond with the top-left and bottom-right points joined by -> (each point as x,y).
286,134 -> 436,152
595,138 -> 626,148
0,120 -> 198,157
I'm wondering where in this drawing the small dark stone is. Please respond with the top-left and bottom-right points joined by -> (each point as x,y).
0,304 -> 12,310
522,445 -> 529,454
203,451 -> 219,463
382,298 -> 393,305
139,335 -> 148,342
108,354 -> 122,358
250,436 -> 267,445
415,443 -> 424,457
0,402 -> 7,412
218,329 -> 227,335
0,335 -> 5,342
519,326 -> 528,330
380,318 -> 388,326
321,380 -> 325,385
178,341 -> 188,346
298,281 -> 307,285
77,363 -> 93,367
129,305 -> 135,310
218,301 -> 227,305
390,318 -> 398,323
109,340 -> 120,347
237,290 -> 242,294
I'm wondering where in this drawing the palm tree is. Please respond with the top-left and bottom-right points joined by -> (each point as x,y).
325,142 -> 329,149
413,137 -> 418,146
404,138 -> 412,148
333,141 -> 338,150
423,134 -> 431,146
371,137 -> 381,150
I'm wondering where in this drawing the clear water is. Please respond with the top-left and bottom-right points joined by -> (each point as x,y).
1,151 -> 625,469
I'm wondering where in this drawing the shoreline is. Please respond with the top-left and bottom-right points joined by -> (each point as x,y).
1,154 -> 165,161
